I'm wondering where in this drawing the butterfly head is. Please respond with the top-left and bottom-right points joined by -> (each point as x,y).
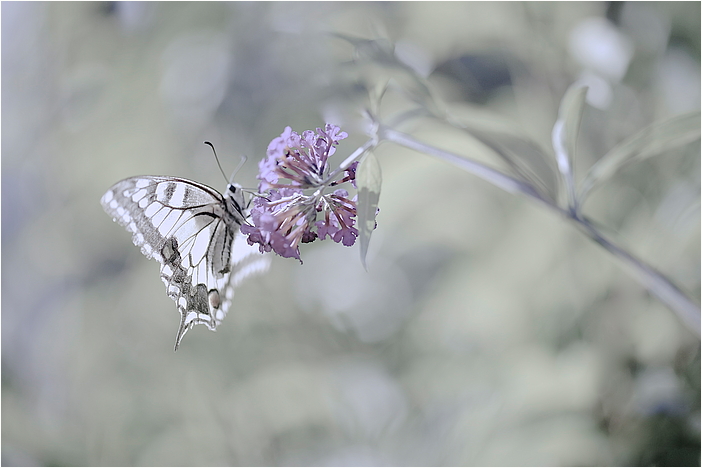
224,182 -> 248,223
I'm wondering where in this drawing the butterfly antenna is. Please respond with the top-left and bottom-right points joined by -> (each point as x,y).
204,141 -> 249,184
231,154 -> 248,184
204,141 -> 229,184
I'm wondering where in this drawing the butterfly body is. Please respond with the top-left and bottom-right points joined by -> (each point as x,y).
101,176 -> 269,350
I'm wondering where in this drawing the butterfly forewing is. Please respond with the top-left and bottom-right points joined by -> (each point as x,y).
101,176 -> 269,350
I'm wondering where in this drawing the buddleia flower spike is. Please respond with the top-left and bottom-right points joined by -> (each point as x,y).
241,124 -> 370,262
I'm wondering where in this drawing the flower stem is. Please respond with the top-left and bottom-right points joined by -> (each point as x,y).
325,135 -> 378,184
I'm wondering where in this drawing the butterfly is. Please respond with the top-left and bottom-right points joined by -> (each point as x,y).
101,175 -> 270,351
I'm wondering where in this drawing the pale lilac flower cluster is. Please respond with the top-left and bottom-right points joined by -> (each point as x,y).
241,124 -> 361,261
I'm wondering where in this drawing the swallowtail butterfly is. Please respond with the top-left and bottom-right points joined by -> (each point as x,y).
101,176 -> 270,350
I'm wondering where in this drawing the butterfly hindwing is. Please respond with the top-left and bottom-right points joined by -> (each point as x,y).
101,176 -> 269,350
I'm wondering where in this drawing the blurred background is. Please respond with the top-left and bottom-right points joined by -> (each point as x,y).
2,2 -> 699,466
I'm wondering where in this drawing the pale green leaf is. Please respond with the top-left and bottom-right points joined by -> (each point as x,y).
356,150 -> 382,270
464,127 -> 558,204
559,85 -> 588,168
553,85 -> 588,208
580,112 -> 701,201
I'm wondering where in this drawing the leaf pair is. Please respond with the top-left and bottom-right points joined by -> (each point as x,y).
553,84 -> 700,212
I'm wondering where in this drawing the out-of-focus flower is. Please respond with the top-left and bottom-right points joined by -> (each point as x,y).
242,124 -> 367,261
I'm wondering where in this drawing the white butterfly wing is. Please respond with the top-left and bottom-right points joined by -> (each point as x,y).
101,176 -> 269,350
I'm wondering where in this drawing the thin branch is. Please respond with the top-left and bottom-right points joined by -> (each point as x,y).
574,216 -> 701,334
381,126 -> 550,206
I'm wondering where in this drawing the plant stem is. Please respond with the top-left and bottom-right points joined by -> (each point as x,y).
382,127 -> 701,336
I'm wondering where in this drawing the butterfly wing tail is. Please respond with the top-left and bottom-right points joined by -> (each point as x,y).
174,310 -> 188,352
